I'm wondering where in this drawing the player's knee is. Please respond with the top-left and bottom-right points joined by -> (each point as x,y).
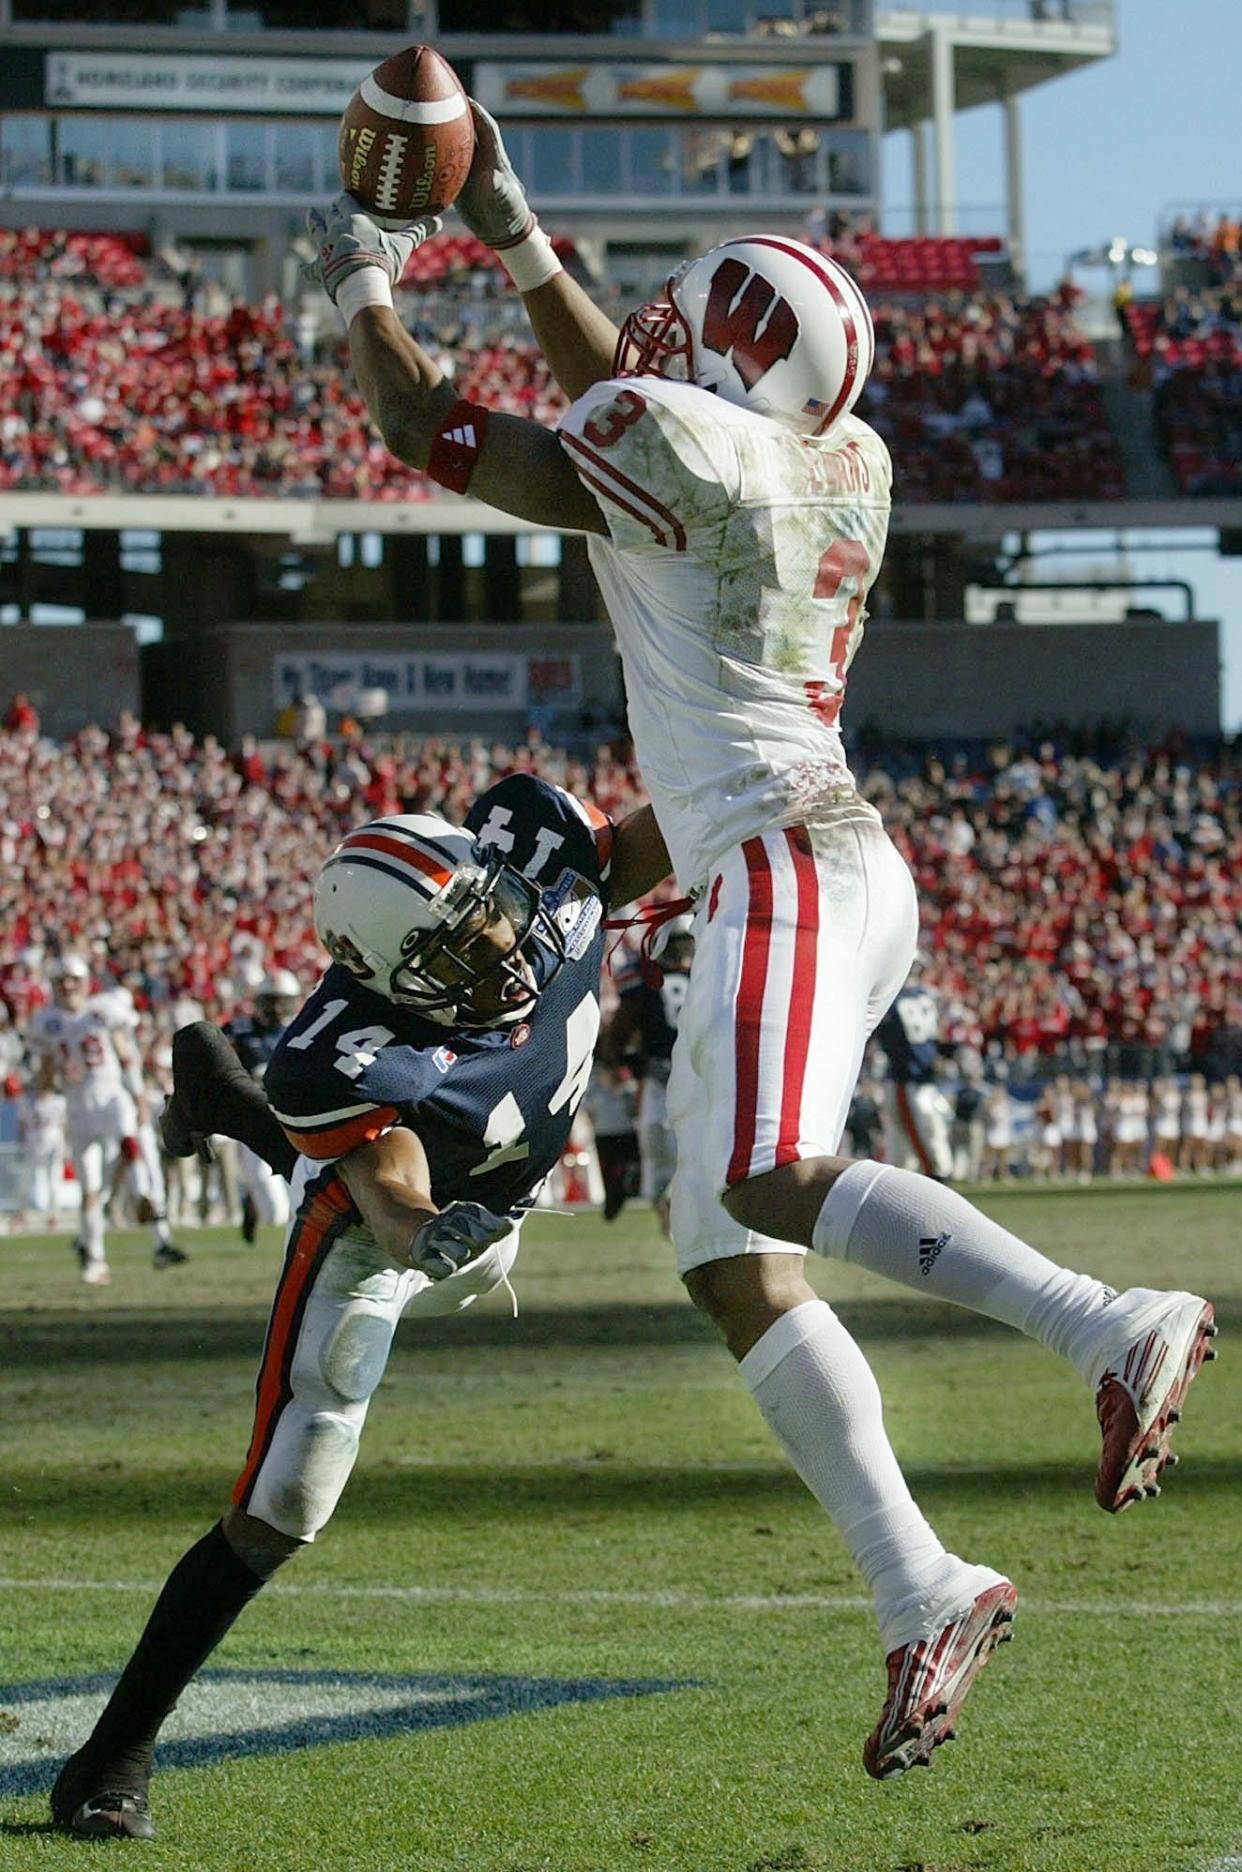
684,1252 -> 815,1360
221,1505 -> 304,1578
318,1307 -> 397,1405
720,1155 -> 854,1244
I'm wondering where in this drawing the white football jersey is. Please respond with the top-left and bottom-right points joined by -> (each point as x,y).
19,1089 -> 67,1145
26,998 -> 129,1102
560,376 -> 891,891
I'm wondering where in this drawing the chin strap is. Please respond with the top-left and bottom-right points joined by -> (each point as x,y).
603,894 -> 695,985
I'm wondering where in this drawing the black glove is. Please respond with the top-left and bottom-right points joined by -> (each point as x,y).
410,1201 -> 513,1281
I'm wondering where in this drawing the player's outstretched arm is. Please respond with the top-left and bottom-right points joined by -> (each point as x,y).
609,804 -> 672,909
306,195 -> 606,529
338,1126 -> 438,1264
455,102 -> 620,402
349,307 -> 606,531
339,1128 -> 513,1281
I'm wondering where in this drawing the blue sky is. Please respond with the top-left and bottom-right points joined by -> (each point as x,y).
882,0 -> 1242,728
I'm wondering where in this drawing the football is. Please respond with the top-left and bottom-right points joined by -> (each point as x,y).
338,45 -> 475,229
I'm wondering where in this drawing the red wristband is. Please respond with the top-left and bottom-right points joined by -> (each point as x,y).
426,399 -> 490,495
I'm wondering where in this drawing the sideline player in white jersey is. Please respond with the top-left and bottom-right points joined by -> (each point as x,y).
302,121 -> 1218,1777
16,1078 -> 68,1229
27,958 -> 140,1282
95,983 -> 189,1268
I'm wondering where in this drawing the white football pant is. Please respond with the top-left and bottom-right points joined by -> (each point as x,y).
237,1141 -> 291,1229
886,1082 -> 955,1181
667,818 -> 917,1275
233,1163 -> 521,1542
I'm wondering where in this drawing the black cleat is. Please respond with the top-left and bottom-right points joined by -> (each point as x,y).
51,1751 -> 155,1841
152,1242 -> 190,1269
240,1193 -> 258,1246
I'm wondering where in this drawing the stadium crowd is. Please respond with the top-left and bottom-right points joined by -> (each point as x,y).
1,709 -> 1238,1226
1,227 -> 1121,502
1121,212 -> 1242,496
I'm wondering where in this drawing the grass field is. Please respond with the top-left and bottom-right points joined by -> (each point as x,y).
0,1184 -> 1238,1872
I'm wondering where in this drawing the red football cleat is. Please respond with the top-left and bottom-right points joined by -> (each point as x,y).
865,1571 -> 1017,1779
1089,1289 -> 1217,1513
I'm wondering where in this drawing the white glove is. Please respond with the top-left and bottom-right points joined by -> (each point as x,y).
454,102 -> 561,292
304,192 -> 440,322
410,1201 -> 513,1281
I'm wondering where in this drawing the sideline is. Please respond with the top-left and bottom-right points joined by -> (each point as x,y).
1,1575 -> 1240,1617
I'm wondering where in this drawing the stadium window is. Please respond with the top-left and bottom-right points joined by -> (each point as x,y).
112,119 -> 155,190
337,534 -> 356,569
58,118 -> 109,189
579,129 -> 620,197
1,117 -> 53,189
529,129 -> 575,196
426,535 -> 441,568
226,121 -> 268,193
705,0 -> 749,27
275,123 -> 319,195
462,534 -> 486,570
360,533 -> 384,569
630,128 -> 678,197
30,529 -> 83,568
651,0 -> 705,29
123,615 -> 165,645
29,604 -> 86,626
163,122 -> 218,192
516,536 -> 563,569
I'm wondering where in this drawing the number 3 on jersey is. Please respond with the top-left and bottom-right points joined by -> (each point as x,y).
472,992 -> 601,1178
806,538 -> 870,729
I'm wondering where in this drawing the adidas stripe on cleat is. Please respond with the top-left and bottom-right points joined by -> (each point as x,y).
1087,1288 -> 1217,1513
865,1571 -> 1017,1780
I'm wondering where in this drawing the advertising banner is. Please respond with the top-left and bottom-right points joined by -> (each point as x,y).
273,650 -> 580,714
44,51 -> 370,114
474,59 -> 851,120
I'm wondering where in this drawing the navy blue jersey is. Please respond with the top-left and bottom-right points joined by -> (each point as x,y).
620,965 -> 691,1074
265,776 -> 613,1215
225,1015 -> 286,1082
876,985 -> 941,1086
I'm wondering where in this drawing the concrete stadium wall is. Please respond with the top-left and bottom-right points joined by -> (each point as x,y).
0,624 -> 141,737
846,618 -> 1220,738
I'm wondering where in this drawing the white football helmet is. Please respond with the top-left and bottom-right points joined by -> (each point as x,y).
313,813 -> 550,1029
53,954 -> 92,1010
255,968 -> 301,1031
615,234 -> 875,437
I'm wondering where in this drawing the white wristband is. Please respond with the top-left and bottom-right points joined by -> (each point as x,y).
335,265 -> 394,330
499,224 -> 562,295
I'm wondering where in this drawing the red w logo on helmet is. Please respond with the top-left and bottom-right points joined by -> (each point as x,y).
701,257 -> 799,390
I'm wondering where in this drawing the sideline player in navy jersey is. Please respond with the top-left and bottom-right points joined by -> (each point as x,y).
603,913 -> 694,1233
875,980 -> 955,1183
52,773 -> 669,1842
225,969 -> 300,1241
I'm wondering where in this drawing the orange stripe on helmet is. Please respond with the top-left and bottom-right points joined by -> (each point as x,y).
337,829 -> 453,888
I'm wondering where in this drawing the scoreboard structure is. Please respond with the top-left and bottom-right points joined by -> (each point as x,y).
0,2 -> 1118,281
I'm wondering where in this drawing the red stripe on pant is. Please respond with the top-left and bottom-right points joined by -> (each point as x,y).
726,837 -> 775,1188
896,1083 -> 935,1176
773,825 -> 820,1170
232,1172 -> 353,1512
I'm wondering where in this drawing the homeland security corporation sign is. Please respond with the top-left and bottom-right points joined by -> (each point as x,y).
0,1667 -> 690,1797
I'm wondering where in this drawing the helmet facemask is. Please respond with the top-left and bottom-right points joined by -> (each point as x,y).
390,854 -> 551,1030
614,270 -> 695,383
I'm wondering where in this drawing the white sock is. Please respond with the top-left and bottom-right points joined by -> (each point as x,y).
813,1161 -> 1114,1377
740,1299 -> 957,1632
153,1216 -> 172,1248
83,1204 -> 106,1261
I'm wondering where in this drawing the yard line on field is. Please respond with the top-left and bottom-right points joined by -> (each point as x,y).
3,1576 -> 1242,1617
